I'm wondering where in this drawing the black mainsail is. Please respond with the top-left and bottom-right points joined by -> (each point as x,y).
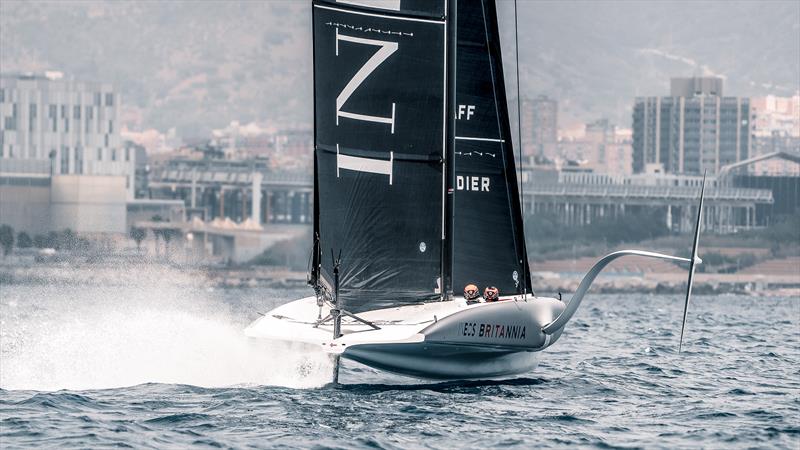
311,0 -> 530,314
312,0 -> 447,313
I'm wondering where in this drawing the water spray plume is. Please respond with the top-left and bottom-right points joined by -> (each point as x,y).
0,264 -> 332,391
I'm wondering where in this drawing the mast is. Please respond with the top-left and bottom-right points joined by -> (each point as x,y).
443,0 -> 457,300
310,1 -> 320,289
484,0 -> 532,295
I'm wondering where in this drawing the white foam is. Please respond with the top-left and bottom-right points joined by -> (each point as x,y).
0,265 -> 333,391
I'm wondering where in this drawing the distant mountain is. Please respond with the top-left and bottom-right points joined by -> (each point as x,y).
0,0 -> 312,138
2,0 -> 797,138
502,0 -> 800,128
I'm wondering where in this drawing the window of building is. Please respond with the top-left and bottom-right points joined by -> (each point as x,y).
61,147 -> 69,174
97,148 -> 102,161
109,120 -> 113,133
61,105 -> 66,118
74,146 -> 83,175
104,134 -> 109,147
29,104 -> 36,132
64,118 -> 69,133
86,107 -> 93,133
0,89 -> 4,102
111,148 -> 117,161
74,105 -> 81,119
8,145 -> 13,158
4,117 -> 15,130
105,93 -> 114,107
94,93 -> 102,106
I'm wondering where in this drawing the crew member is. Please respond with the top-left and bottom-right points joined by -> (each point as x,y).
463,283 -> 480,303
484,286 -> 499,302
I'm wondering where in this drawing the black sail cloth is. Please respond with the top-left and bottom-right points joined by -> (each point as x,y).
451,0 -> 531,296
310,0 -> 531,314
312,1 -> 447,313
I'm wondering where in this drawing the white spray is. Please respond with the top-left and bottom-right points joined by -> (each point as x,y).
0,264 -> 333,391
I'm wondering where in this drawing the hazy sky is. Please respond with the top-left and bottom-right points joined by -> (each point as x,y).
1,0 -> 798,136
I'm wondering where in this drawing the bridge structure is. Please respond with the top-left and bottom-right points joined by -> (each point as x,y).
133,218 -> 308,264
717,151 -> 800,181
521,180 -> 773,233
147,159 -> 777,237
716,151 -> 800,224
147,159 -> 313,226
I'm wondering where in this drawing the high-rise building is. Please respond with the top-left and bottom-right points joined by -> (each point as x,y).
521,95 -> 558,159
670,77 -> 723,97
632,77 -> 751,175
0,72 -> 134,198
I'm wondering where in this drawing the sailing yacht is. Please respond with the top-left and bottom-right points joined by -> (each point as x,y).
245,0 -> 704,380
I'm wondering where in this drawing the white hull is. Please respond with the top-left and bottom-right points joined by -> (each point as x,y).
245,294 -> 566,379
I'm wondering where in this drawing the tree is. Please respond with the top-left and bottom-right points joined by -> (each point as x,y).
161,228 -> 176,260
130,227 -> 146,253
46,231 -> 59,249
33,234 -> 48,248
0,224 -> 15,257
60,228 -> 77,250
16,231 -> 33,249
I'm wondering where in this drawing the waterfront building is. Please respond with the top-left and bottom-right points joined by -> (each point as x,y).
632,76 -> 752,176
209,121 -> 313,171
558,119 -> 633,175
751,94 -> 800,138
521,95 -> 558,159
0,72 -> 134,198
750,94 -> 800,175
0,158 -> 129,234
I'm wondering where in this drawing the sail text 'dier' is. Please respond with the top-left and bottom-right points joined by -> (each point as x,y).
456,175 -> 490,192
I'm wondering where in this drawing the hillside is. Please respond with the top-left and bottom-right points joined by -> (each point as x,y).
2,0 -> 798,138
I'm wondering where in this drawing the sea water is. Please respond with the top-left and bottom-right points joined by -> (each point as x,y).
0,264 -> 798,448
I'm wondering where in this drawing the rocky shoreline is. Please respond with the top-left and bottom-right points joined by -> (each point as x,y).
2,260 -> 797,298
